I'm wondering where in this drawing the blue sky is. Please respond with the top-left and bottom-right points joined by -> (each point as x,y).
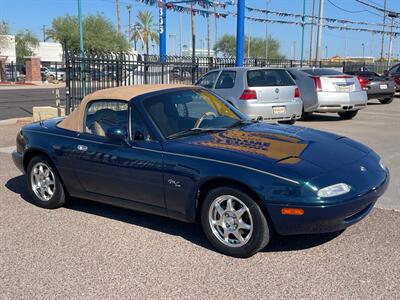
1,0 -> 399,58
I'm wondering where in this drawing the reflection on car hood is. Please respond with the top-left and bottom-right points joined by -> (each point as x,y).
178,122 -> 370,172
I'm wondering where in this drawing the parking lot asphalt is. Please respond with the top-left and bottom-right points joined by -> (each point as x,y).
0,98 -> 399,298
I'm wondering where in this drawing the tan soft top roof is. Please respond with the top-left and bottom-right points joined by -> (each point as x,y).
58,84 -> 191,132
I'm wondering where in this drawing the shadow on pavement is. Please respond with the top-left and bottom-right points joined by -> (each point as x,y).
301,113 -> 341,122
6,175 -> 342,254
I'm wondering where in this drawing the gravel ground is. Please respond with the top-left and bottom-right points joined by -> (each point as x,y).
0,98 -> 399,299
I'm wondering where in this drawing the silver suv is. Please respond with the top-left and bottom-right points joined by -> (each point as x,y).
195,67 -> 302,124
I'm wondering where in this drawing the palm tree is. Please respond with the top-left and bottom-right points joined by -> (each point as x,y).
132,11 -> 159,55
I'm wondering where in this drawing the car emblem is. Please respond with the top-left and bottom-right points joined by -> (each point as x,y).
168,179 -> 181,188
275,88 -> 279,94
360,166 -> 367,172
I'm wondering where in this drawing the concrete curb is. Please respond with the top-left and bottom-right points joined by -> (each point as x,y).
0,117 -> 32,126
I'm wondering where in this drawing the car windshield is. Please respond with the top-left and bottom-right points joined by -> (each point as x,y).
144,89 -> 250,139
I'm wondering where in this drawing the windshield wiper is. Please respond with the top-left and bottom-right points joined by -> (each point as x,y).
228,120 -> 254,128
167,128 -> 225,140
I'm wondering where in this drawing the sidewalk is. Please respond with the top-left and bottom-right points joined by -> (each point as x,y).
0,82 -> 66,90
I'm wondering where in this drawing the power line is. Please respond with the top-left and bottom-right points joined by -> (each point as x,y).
326,0 -> 368,14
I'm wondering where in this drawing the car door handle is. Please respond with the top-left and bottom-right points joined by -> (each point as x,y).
77,145 -> 88,152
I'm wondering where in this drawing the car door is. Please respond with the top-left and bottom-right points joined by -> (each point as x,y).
67,99 -> 165,207
288,69 -> 318,112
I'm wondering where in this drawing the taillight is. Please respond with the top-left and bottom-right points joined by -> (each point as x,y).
294,87 -> 300,98
310,76 -> 322,91
357,76 -> 367,90
239,89 -> 257,100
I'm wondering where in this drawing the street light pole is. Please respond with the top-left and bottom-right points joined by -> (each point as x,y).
362,43 -> 365,61
127,5 -> 132,45
78,0 -> 85,97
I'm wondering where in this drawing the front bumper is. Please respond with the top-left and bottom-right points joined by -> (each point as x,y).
237,100 -> 302,121
266,171 -> 389,235
12,150 -> 24,174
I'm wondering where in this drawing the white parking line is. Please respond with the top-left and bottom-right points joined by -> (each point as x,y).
0,146 -> 15,154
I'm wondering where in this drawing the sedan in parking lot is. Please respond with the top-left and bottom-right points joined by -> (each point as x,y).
12,84 -> 389,258
196,67 -> 302,124
288,68 -> 368,119
345,70 -> 395,104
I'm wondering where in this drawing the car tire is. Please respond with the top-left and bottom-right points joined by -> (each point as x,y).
26,155 -> 66,209
278,119 -> 296,125
300,111 -> 313,121
201,186 -> 270,258
379,97 -> 394,104
338,110 -> 358,120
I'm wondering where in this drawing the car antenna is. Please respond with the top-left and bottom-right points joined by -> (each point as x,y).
38,112 -> 43,126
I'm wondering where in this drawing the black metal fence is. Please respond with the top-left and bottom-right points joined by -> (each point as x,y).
0,62 -> 25,82
64,48 -> 395,113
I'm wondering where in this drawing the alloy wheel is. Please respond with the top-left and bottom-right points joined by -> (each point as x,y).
30,162 -> 56,202
208,195 -> 253,248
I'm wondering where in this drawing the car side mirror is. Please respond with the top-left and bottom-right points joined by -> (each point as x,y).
106,127 -> 127,143
134,130 -> 145,141
383,70 -> 389,76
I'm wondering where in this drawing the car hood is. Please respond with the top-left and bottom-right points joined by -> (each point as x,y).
171,123 -> 372,179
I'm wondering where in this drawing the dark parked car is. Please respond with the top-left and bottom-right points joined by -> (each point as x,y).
386,63 -> 400,91
12,84 -> 389,257
346,71 -> 395,104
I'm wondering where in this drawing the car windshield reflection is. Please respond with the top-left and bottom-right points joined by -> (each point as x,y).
144,89 -> 249,139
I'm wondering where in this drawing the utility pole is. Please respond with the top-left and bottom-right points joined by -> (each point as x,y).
214,3 -> 218,57
127,5 -> 132,45
116,0 -> 121,33
169,34 -> 176,55
207,12 -> 211,57
247,34 -> 251,59
42,25 -> 46,42
380,0 -> 387,60
265,0 -> 270,61
190,1 -> 196,61
344,24 -> 347,62
292,41 -> 296,60
315,0 -> 324,61
309,0 -> 316,63
387,13 -> 398,66
371,33 -> 375,57
300,0 -> 306,66
179,14 -> 183,56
